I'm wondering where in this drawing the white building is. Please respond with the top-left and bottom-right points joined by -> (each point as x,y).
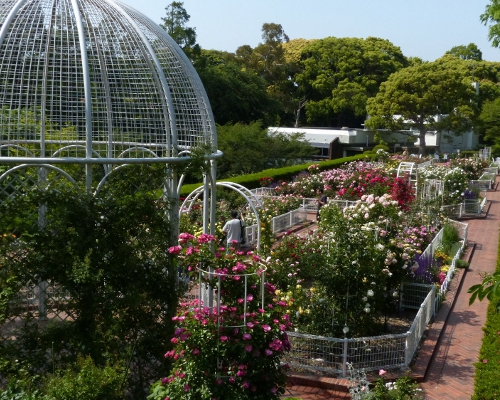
269,125 -> 478,160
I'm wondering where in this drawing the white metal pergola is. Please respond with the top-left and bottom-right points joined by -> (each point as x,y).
0,0 -> 221,238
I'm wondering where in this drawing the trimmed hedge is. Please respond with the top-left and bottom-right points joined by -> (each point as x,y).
473,237 -> 500,399
180,154 -> 369,196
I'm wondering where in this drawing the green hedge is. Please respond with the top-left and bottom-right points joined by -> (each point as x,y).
473,238 -> 500,399
180,154 -> 369,196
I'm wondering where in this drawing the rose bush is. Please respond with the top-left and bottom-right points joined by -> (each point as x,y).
149,234 -> 292,400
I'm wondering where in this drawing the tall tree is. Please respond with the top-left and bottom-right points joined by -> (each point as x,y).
365,57 -> 479,154
445,43 -> 483,61
194,50 -> 280,125
479,97 -> 500,156
235,23 -> 295,124
160,1 -> 200,60
481,0 -> 500,48
216,122 -> 315,178
294,37 -> 408,128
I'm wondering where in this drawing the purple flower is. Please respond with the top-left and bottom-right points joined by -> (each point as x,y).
265,349 -> 273,356
245,344 -> 253,352
262,324 -> 271,332
242,333 -> 252,340
220,336 -> 228,342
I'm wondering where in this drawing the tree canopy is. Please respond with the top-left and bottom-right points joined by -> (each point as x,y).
445,43 -> 483,61
481,0 -> 500,48
216,122 -> 316,178
294,37 -> 408,128
160,1 -> 200,60
365,57 -> 479,154
195,50 -> 280,125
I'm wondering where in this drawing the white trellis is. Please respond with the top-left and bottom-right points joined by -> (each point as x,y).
420,179 -> 443,201
396,162 -> 418,195
180,181 -> 263,253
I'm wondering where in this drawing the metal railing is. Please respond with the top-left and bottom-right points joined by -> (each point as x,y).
284,283 -> 435,376
441,197 -> 487,218
271,208 -> 308,232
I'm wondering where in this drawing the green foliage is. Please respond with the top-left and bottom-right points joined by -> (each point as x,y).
43,356 -> 124,400
481,0 -> 500,48
180,154 -> 367,196
195,51 -> 280,126
445,43 -> 483,61
441,223 -> 461,253
160,1 -> 200,60
215,122 -> 316,178
471,243 -> 500,399
295,36 -> 408,127
0,368 -> 43,400
366,57 -> 479,154
366,375 -> 424,399
479,97 -> 500,157
0,165 -> 179,397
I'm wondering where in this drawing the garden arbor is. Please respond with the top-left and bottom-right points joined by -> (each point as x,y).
0,1 -> 221,394
0,0 -> 220,238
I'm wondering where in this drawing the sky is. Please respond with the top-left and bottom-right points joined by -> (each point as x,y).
120,0 -> 500,62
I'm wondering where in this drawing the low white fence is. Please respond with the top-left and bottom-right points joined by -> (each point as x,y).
271,208 -> 308,232
441,197 -> 487,218
469,175 -> 495,191
284,283 -> 435,377
284,218 -> 467,377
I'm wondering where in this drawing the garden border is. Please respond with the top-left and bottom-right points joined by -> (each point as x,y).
284,216 -> 480,393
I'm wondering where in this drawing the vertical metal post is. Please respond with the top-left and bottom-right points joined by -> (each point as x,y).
37,167 -> 48,319
342,337 -> 348,377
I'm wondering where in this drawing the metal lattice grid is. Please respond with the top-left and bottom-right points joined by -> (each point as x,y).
0,0 -> 219,195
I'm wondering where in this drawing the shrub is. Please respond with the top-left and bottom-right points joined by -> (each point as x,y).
43,357 -> 124,400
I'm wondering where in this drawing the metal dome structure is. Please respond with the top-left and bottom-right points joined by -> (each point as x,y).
0,0 -> 220,234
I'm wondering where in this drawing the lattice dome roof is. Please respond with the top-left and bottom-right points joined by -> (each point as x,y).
0,0 -> 217,163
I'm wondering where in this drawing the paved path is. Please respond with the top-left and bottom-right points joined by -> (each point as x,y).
419,181 -> 500,399
282,180 -> 500,399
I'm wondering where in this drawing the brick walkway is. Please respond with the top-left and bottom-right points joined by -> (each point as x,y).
281,179 -> 500,399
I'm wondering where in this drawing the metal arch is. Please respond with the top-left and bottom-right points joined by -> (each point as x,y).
0,164 -> 78,187
70,0 -> 93,194
102,0 -> 177,153
180,181 -> 263,253
117,147 -> 160,159
52,145 -> 109,175
0,0 -> 27,48
52,145 -> 102,159
0,144 -> 35,157
396,161 -> 418,196
93,163 -> 166,197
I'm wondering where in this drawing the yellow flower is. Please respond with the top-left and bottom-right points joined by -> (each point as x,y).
275,289 -> 281,296
296,284 -> 302,290
310,287 -> 315,293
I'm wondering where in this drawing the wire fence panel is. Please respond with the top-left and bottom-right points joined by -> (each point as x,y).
401,283 -> 435,310
469,179 -> 493,191
406,285 -> 436,364
283,332 -> 345,374
285,282 -> 435,377
347,334 -> 408,372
